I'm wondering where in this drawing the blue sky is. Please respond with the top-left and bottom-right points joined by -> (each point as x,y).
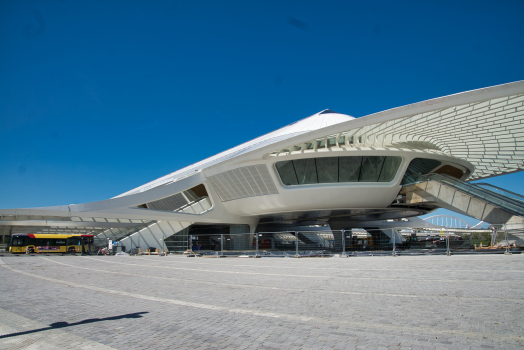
1,0 -> 524,225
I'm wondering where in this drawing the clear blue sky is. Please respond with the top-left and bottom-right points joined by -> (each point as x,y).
1,0 -> 524,225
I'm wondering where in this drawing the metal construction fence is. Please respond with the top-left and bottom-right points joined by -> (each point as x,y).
175,227 -> 522,257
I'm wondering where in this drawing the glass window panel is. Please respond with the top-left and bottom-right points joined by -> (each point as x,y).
359,156 -> 385,182
316,139 -> 326,148
293,159 -> 318,184
275,161 -> 298,185
339,156 -> 362,182
316,157 -> 338,183
327,138 -> 337,147
378,156 -> 402,182
305,142 -> 314,149
401,158 -> 442,185
338,136 -> 345,145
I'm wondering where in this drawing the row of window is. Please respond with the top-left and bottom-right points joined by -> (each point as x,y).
275,156 -> 402,186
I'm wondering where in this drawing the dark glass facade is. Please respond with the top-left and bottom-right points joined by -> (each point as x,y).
275,156 -> 402,186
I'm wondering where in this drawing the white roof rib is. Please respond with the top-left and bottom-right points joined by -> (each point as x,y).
272,81 -> 524,181
115,110 -> 354,198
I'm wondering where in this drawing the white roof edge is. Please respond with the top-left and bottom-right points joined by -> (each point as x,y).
357,80 -> 524,124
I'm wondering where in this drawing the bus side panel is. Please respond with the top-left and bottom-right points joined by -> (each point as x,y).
34,246 -> 62,253
11,246 -> 25,253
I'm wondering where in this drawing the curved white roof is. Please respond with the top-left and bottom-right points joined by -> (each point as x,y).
115,110 -> 355,197
118,81 -> 524,197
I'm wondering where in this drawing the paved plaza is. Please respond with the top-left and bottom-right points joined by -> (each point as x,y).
0,254 -> 523,349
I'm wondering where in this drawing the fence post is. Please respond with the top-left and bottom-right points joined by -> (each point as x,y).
504,224 -> 512,255
392,228 -> 397,257
446,230 -> 451,256
350,230 -> 353,254
491,226 -> 497,247
341,229 -> 345,257
295,231 -> 299,258
221,234 -> 224,256
189,235 -> 193,254
255,233 -> 259,256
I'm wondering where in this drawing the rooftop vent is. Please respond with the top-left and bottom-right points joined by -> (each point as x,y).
319,109 -> 338,114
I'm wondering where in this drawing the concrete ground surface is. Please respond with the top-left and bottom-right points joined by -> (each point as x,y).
0,254 -> 522,350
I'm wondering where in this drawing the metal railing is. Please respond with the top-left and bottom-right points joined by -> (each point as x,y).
177,228 -> 521,257
412,173 -> 524,218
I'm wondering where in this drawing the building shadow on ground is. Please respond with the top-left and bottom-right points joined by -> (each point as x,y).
0,312 -> 148,339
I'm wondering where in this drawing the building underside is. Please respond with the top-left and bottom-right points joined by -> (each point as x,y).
2,81 -> 524,251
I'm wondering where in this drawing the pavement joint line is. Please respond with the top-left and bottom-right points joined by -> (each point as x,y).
39,256 -> 524,302
132,255 -> 524,274
81,255 -> 524,284
1,257 -> 521,342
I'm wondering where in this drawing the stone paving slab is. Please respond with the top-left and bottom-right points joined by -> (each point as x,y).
0,254 -> 523,349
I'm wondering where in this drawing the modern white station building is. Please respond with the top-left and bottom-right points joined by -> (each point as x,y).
2,81 -> 524,252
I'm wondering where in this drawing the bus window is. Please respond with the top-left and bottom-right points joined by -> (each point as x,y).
67,237 -> 80,246
11,236 -> 34,246
11,237 -> 25,246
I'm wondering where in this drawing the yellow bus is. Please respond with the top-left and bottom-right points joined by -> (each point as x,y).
9,234 -> 94,254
